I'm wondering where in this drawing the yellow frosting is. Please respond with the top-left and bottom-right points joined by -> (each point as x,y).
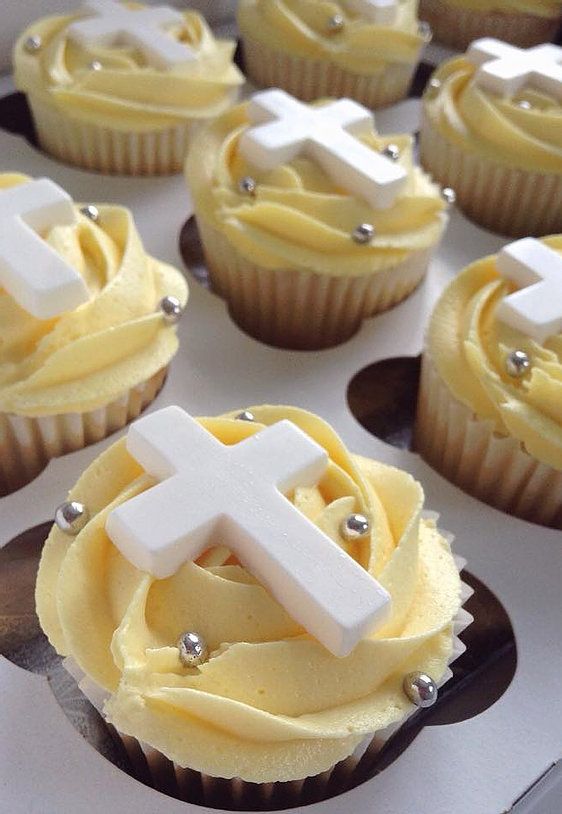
36,405 -> 462,783
186,102 -> 448,276
238,0 -> 427,73
424,56 -> 562,174
439,0 -> 561,17
14,3 -> 244,132
427,236 -> 562,471
0,173 -> 188,417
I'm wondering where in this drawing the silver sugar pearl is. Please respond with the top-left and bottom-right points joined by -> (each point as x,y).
403,671 -> 438,708
89,59 -> 103,71
236,410 -> 255,422
341,513 -> 370,540
441,187 -> 456,205
517,99 -> 532,110
418,21 -> 432,39
80,204 -> 100,222
382,143 -> 400,162
55,501 -> 89,535
505,349 -> 530,378
238,176 -> 256,197
352,223 -> 375,245
178,631 -> 208,667
24,35 -> 42,53
426,76 -> 442,98
327,13 -> 345,33
160,295 -> 183,324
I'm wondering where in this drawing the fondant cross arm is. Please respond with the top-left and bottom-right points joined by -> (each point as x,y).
467,39 -> 562,101
239,90 -> 407,210
68,0 -> 195,70
106,406 -> 391,657
0,179 -> 89,319
342,0 -> 398,25
496,238 -> 562,342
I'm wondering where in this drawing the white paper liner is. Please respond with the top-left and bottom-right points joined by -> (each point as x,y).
241,35 -> 417,108
418,0 -> 561,49
197,215 -> 433,350
419,111 -> 562,238
0,366 -> 167,497
415,352 -> 562,529
61,525 -> 472,809
27,96 -> 201,176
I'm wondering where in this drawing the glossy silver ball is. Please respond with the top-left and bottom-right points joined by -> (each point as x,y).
238,176 -> 257,197
341,513 -> 370,540
426,77 -> 442,98
55,501 -> 89,536
352,223 -> 375,245
418,21 -> 432,39
441,187 -> 456,205
24,35 -> 42,53
382,144 -> 400,162
235,410 -> 255,422
506,349 -> 530,378
160,295 -> 183,324
89,60 -> 103,71
517,99 -> 532,110
327,13 -> 345,33
178,631 -> 208,667
80,204 -> 100,223
403,672 -> 438,708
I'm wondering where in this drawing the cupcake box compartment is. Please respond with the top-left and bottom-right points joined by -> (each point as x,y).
1,69 -> 561,814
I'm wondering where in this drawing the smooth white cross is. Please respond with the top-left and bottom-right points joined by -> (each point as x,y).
497,238 -> 562,342
0,179 -> 89,319
341,0 -> 398,25
68,0 -> 195,70
467,38 -> 562,101
239,90 -> 407,210
105,406 -> 391,657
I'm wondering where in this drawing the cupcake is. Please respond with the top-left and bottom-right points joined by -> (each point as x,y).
36,404 -> 470,806
420,38 -> 562,238
415,235 -> 562,529
238,0 -> 431,109
186,89 -> 449,350
419,0 -> 562,51
13,1 -> 244,175
0,172 -> 188,496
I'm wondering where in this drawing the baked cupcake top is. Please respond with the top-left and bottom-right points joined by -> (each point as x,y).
36,404 -> 462,783
237,0 -> 428,74
0,173 -> 188,416
435,0 -> 561,16
186,90 -> 448,276
14,1 -> 244,131
424,39 -> 562,174
427,235 -> 562,471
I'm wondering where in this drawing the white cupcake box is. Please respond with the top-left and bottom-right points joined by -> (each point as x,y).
0,40 -> 561,814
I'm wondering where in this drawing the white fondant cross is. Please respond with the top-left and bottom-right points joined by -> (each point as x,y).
0,179 -> 89,319
497,238 -> 562,342
467,38 -> 562,101
105,406 -> 391,657
239,90 -> 407,209
342,0 -> 398,25
68,0 -> 195,70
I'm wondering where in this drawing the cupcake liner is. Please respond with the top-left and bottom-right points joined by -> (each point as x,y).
197,215 -> 433,350
419,0 -> 561,50
61,540 -> 472,810
415,351 -> 562,529
0,366 -> 167,497
420,112 -> 562,238
28,96 -> 200,176
241,35 -> 417,108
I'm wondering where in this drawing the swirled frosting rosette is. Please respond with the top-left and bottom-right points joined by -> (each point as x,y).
13,3 -> 244,175
0,173 -> 188,495
420,47 -> 562,237
419,0 -> 562,51
36,405 -> 469,806
186,98 -> 448,349
415,236 -> 562,529
238,0 -> 429,108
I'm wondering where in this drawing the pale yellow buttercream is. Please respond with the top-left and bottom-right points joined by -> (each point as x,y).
439,0 -> 561,17
36,405 -> 462,783
0,173 -> 188,416
427,236 -> 562,471
238,0 -> 427,74
424,56 -> 562,174
186,101 -> 448,275
14,3 -> 244,133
